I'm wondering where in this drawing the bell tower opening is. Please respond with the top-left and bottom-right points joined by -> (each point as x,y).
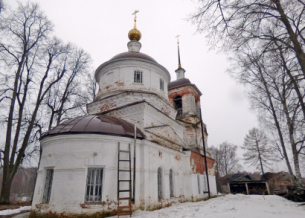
174,95 -> 182,118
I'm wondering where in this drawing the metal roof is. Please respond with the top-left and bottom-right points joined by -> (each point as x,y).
225,174 -> 256,182
168,78 -> 202,95
168,78 -> 191,89
110,52 -> 157,63
41,115 -> 145,140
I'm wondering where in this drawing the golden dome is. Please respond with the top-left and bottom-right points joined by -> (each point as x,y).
128,28 -> 141,41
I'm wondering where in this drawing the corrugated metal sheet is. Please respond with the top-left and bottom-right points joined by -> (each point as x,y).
41,115 -> 145,140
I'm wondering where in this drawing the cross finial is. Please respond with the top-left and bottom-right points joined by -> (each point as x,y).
132,10 -> 139,23
176,35 -> 180,45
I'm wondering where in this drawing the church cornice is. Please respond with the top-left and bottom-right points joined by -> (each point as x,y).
92,90 -> 173,108
98,100 -> 181,126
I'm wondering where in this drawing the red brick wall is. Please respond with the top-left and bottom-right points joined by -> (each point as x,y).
168,85 -> 201,106
190,151 -> 215,174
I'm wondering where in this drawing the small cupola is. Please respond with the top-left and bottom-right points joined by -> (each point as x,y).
127,10 -> 142,53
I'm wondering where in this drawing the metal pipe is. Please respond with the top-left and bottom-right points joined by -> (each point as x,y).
133,123 -> 137,203
117,142 -> 120,201
199,107 -> 211,198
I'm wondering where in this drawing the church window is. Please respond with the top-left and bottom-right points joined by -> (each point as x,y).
203,174 -> 207,192
85,168 -> 103,202
157,167 -> 163,199
197,174 -> 201,194
160,79 -> 164,91
169,169 -> 174,197
134,71 -> 142,83
42,169 -> 54,204
174,95 -> 182,117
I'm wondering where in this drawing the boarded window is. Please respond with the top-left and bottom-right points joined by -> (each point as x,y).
134,71 -> 142,83
203,174 -> 207,192
197,174 -> 201,194
42,169 -> 54,204
174,95 -> 182,117
86,168 -> 103,202
160,79 -> 164,91
158,167 -> 162,199
169,169 -> 174,197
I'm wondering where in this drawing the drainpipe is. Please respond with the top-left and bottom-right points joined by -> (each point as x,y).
133,123 -> 137,204
199,107 -> 211,199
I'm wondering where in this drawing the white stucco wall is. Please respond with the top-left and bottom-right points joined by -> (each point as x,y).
32,134 -> 215,214
95,60 -> 170,102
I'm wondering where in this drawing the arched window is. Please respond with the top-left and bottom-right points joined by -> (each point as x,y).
203,173 -> 207,192
169,169 -> 174,197
174,95 -> 182,117
197,174 -> 201,194
157,167 -> 162,199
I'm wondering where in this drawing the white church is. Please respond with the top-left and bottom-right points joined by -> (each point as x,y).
32,12 -> 217,216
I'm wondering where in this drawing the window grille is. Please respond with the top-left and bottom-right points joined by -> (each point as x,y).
157,167 -> 162,199
134,71 -> 142,83
160,79 -> 164,91
197,174 -> 201,194
169,169 -> 174,197
86,168 -> 103,202
42,169 -> 54,204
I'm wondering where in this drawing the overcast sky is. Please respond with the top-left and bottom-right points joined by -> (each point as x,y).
6,0 -> 264,166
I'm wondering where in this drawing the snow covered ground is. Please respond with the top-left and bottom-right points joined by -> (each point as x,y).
0,195 -> 303,217
0,206 -> 31,216
127,194 -> 305,218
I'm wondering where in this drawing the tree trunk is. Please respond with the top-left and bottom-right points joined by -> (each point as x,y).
1,53 -> 26,204
276,0 -> 305,78
292,146 -> 303,187
255,138 -> 265,175
277,43 -> 305,120
258,69 -> 298,187
273,69 -> 303,187
0,175 -> 13,204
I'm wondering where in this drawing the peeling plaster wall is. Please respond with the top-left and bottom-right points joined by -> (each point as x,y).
168,85 -> 201,116
167,84 -> 208,152
87,92 -> 177,119
190,151 -> 215,175
102,102 -> 185,145
95,60 -> 170,103
32,134 -> 215,214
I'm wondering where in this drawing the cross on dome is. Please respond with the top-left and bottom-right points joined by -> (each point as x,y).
128,10 -> 141,41
133,10 -> 139,24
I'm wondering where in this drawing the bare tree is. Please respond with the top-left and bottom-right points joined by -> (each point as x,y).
85,71 -> 98,102
242,128 -> 277,174
0,2 -> 92,203
209,142 -> 242,177
191,0 -> 305,188
231,45 -> 304,186
44,47 -> 92,130
191,0 -> 305,77
209,146 -> 222,179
